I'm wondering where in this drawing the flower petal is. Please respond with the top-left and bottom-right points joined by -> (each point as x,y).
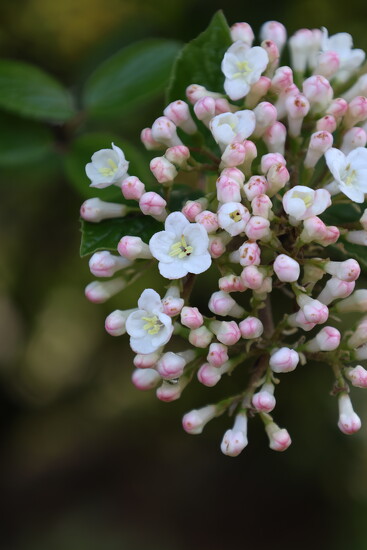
149,231 -> 175,263
164,211 -> 190,236
138,288 -> 163,313
158,260 -> 189,280
224,78 -> 250,101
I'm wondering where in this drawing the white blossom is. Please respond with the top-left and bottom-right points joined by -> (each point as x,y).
217,202 -> 251,236
325,147 -> 367,203
210,110 -> 256,151
321,28 -> 365,82
282,185 -> 331,221
85,143 -> 129,188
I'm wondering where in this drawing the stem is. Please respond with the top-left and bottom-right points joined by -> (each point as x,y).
242,354 -> 270,408
182,273 -> 196,304
258,295 -> 275,338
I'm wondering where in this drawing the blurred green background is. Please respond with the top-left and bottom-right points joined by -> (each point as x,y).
2,0 -> 367,548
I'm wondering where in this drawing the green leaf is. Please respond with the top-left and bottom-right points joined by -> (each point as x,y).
0,112 -> 54,167
321,202 -> 366,226
83,39 -> 182,117
64,132 -> 152,200
167,11 -> 232,103
0,60 -> 75,122
80,216 -> 162,257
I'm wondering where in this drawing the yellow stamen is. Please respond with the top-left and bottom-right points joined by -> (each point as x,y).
232,60 -> 252,79
142,315 -> 162,335
344,165 -> 357,186
169,235 -> 194,258
292,191 -> 313,208
98,158 -> 118,177
229,210 -> 242,222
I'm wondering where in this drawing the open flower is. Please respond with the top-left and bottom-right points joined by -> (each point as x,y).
321,28 -> 365,82
125,289 -> 173,354
210,110 -> 256,150
221,41 -> 269,100
149,212 -> 212,279
325,147 -> 367,203
282,185 -> 331,221
85,143 -> 129,188
217,202 -> 251,236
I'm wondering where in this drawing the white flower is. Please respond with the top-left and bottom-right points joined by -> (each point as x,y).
282,185 -> 331,221
85,143 -> 129,188
126,289 -> 173,354
210,110 -> 256,151
221,41 -> 269,100
321,28 -> 365,82
149,212 -> 212,279
325,147 -> 367,203
217,202 -> 251,236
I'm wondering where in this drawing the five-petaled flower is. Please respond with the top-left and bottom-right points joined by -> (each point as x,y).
325,147 -> 367,203
85,143 -> 129,188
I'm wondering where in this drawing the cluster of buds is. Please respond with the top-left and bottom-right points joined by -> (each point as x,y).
81,19 -> 367,456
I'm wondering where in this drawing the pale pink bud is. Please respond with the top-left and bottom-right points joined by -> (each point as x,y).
275,83 -> 300,119
270,347 -> 299,373
210,320 -> 241,346
289,29 -> 314,72
252,383 -> 276,412
139,191 -> 167,219
326,98 -> 348,121
80,198 -> 127,223
261,39 -> 280,68
89,251 -> 131,278
165,145 -> 191,167
151,116 -> 183,147
133,351 -> 161,369
237,241 -> 261,266
132,368 -> 161,390
241,265 -> 265,290
338,394 -> 361,435
185,84 -> 222,104
346,230 -> 367,246
121,176 -> 145,200
180,306 -> 203,329
318,277 -> 355,305
181,198 -> 207,222
140,128 -> 164,150
243,175 -> 268,201
208,291 -> 245,317
355,344 -> 367,361
245,76 -> 272,109
162,295 -> 184,317
260,153 -> 286,174
344,96 -> 367,128
197,362 -> 225,387
263,122 -> 287,155
216,175 -> 242,203
194,96 -> 216,126
271,66 -> 293,93
253,276 -> 273,299
195,210 -> 219,233
336,290 -> 367,313
241,140 -> 258,176
265,422 -> 292,451
285,93 -> 310,137
324,260 -> 360,282
239,316 -> 264,339
220,167 -> 245,185
117,236 -> 152,260
288,310 -> 317,332
305,326 -> 341,352
207,343 -> 228,367
163,100 -> 197,134
303,75 -> 333,112
221,411 -> 248,457
150,156 -> 177,185
260,21 -> 287,52
300,216 -> 327,243
341,127 -> 367,155
348,318 -> 367,348
361,209 -> 367,230
251,194 -> 273,218
297,294 -> 329,324
105,308 -> 135,337
343,74 -> 367,101
182,404 -> 217,434
209,236 -> 226,258
188,326 -> 213,348
218,274 -> 247,293
85,278 -> 125,303
267,163 -> 290,195
245,216 -> 271,241
253,102 -> 278,138
156,378 -> 188,402
314,51 -> 340,79
320,225 -> 340,246
316,115 -> 337,133
230,22 -> 254,45
273,254 -> 300,282
304,131 -> 333,169
221,142 -> 247,168
345,365 -> 367,388
156,351 -> 187,379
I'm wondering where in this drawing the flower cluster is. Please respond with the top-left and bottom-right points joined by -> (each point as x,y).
81,19 -> 367,456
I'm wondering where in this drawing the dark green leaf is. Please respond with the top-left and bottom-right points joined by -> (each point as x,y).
64,132 -> 152,200
321,202 -> 366,226
80,216 -> 162,257
168,184 -> 205,211
83,39 -> 182,117
328,241 -> 367,272
0,60 -> 75,122
167,11 -> 231,103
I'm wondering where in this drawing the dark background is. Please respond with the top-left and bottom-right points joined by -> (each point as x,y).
1,0 -> 367,548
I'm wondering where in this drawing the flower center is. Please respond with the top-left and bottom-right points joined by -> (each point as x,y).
98,158 -> 118,177
233,60 -> 252,79
142,315 -> 162,335
229,209 -> 242,222
292,190 -> 313,208
344,164 -> 357,186
169,235 -> 194,258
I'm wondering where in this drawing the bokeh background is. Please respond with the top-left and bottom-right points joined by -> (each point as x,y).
1,0 -> 367,548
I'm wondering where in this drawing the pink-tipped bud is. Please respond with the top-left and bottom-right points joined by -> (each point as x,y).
85,278 -> 125,304
336,290 -> 367,313
288,310 -> 317,332
244,216 -> 271,241
156,351 -> 187,379
220,167 -> 245,185
209,236 -> 226,258
239,316 -> 264,339
253,276 -> 273,299
346,230 -> 367,246
243,175 -> 268,201
210,320 -> 241,346
341,127 -> 367,155
221,411 -> 248,457
218,274 -> 247,293
261,39 -> 279,67
189,326 -> 213,348
181,198 -> 207,222
182,404 -> 217,434
303,75 -> 333,113
317,277 -> 355,305
241,265 -> 265,290
265,421 -> 292,451
320,225 -> 340,246
163,100 -> 197,134
324,259 -> 360,282
194,96 -> 216,125
252,383 -> 276,412
230,22 -> 254,45
344,96 -> 367,128
197,362 -> 223,387
195,210 -> 219,233
271,66 -> 293,93
304,131 -> 333,168
237,241 -> 261,266
186,84 -> 222,104
180,306 -> 203,329
305,326 -> 341,352
300,216 -> 327,243
216,175 -> 242,203
162,296 -> 184,317
80,198 -> 127,223
132,368 -> 161,391
151,116 -> 183,147
241,140 -> 258,177
326,98 -> 348,121
208,291 -> 245,318
105,308 -> 135,337
348,318 -> 367,348
133,351 -> 161,369
117,236 -> 152,260
150,156 -> 177,185
245,76 -> 272,109
253,102 -> 278,138
270,347 -> 299,373
139,191 -> 167,219
267,163 -> 290,195
156,378 -> 188,402
221,142 -> 247,168
165,145 -> 190,167
316,115 -> 337,133
286,93 -> 310,137
207,343 -> 228,367
121,176 -> 145,201
89,251 -> 131,278
289,29 -> 314,72
260,21 -> 287,52
273,254 -> 300,282
251,194 -> 273,219
314,51 -> 340,79
345,365 -> 367,388
263,122 -> 287,155
343,74 -> 367,102
140,128 -> 164,151
338,394 -> 361,435
297,294 -> 329,324
260,153 -> 286,174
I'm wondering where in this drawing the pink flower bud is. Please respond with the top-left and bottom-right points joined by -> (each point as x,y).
344,96 -> 367,128
208,291 -> 245,317
260,21 -> 287,52
245,216 -> 271,241
345,365 -> 367,388
252,383 -> 276,412
341,127 -> 367,155
186,84 -> 222,104
105,308 -> 136,337
182,404 -> 217,434
139,191 -> 167,219
80,198 -> 127,223
303,75 -> 333,113
151,116 -> 183,147
289,29 -> 314,72
132,368 -> 161,391
241,265 -> 265,290
346,230 -> 367,246
273,254 -> 300,282
220,167 -> 245,185
221,411 -> 248,457
156,351 -> 187,379
300,216 -> 327,243
304,131 -> 333,169
230,22 -> 254,45
209,236 -> 226,258
85,278 -> 125,303
237,241 -> 261,266
210,320 -> 241,346
140,127 -> 164,150
324,259 -> 360,282
305,326 -> 341,352
245,76 -> 272,109
297,294 -> 329,324
165,145 -> 190,167
121,176 -> 145,201
252,102 -> 278,138
241,140 -> 258,177
218,274 -> 247,293
243,175 -> 268,201
271,66 -> 293,93
195,210 -> 219,233
261,39 -> 280,67
270,347 -> 299,373
265,421 -> 292,451
285,93 -> 310,137
150,156 -> 177,185
260,153 -> 286,174
252,194 -> 273,219
133,352 -> 161,369
314,51 -> 340,79
336,290 -> 367,313
317,277 -> 355,305
263,122 -> 287,155
163,100 -> 197,134
89,251 -> 131,278
180,306 -> 203,329
117,236 -> 152,260
288,310 -> 317,332
156,378 -> 189,402
267,163 -> 290,194
181,198 -> 207,222
316,115 -> 337,133
253,276 -> 273,299
338,394 -> 361,435
216,175 -> 242,203
197,362 -> 224,387
239,316 -> 264,339
189,326 -> 213,348
207,343 -> 228,367
162,295 -> 184,317
221,142 -> 247,168
348,318 -> 367,348
193,96 -> 216,125
320,225 -> 340,247
326,98 -> 348,121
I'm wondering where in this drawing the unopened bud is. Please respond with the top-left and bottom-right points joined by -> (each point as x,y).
151,116 -> 183,147
165,145 -> 190,167
326,98 -> 348,121
304,131 -> 333,169
253,102 -> 278,138
150,156 -> 178,185
207,343 -> 229,367
303,75 -> 333,113
338,393 -> 361,435
132,368 -> 161,390
208,291 -> 245,318
163,100 -> 197,134
348,318 -> 367,348
186,84 -> 222,104
245,216 -> 271,241
245,76 -> 271,109
341,127 -> 367,155
133,351 -> 161,369
324,259 -> 360,282
221,411 -> 248,457
265,421 -> 292,451
314,51 -> 340,79
239,316 -> 264,339
217,175 -> 242,203
180,306 -> 203,329
194,96 -> 216,126
85,278 -> 126,303
230,22 -> 254,45
182,198 -> 207,222
296,294 -> 329,324
221,142 -> 247,168
344,96 -> 367,129
218,274 -> 247,292
140,128 -> 164,150
260,21 -> 287,52
305,326 -> 341,352
251,194 -> 273,219
195,210 -> 219,233
121,176 -> 145,200
117,236 -> 152,260
80,198 -> 127,223
189,326 -> 213,348
270,347 -> 299,373
236,241 -> 261,266
105,308 -> 136,336
286,93 -> 310,137
273,254 -> 300,282
345,365 -> 367,388
243,175 -> 268,201
139,191 -> 167,220
182,404 -> 218,434
210,320 -> 241,346
263,122 -> 287,155
157,377 -> 189,402
89,251 -> 131,277
241,265 -> 265,290
316,115 -> 337,133
252,383 -> 276,412
156,351 -> 188,379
